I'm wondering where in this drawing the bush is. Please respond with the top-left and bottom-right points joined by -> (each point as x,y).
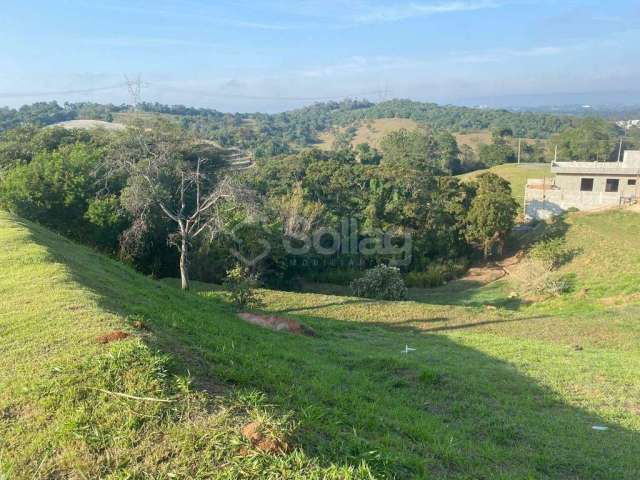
350,265 -> 407,301
529,238 -> 573,270
223,265 -> 261,309
406,269 -> 446,288
405,261 -> 467,288
512,257 -> 574,298
540,274 -> 573,296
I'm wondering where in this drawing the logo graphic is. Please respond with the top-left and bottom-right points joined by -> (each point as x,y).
228,216 -> 271,267
227,215 -> 412,267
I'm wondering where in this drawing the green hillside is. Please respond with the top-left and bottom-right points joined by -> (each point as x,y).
2,210 -> 640,478
0,213 -> 369,479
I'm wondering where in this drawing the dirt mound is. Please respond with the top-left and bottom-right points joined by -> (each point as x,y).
96,330 -> 130,344
240,421 -> 289,455
238,313 -> 316,336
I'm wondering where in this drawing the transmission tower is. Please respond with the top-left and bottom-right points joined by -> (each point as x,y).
125,75 -> 144,112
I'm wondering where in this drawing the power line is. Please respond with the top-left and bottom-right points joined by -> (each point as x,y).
0,80 -> 388,103
160,86 -> 386,102
0,83 -> 129,99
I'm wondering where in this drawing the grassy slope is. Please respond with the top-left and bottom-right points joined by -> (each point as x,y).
459,163 -> 553,208
409,209 -> 640,345
317,119 -> 420,150
0,214 -> 369,479
2,210 -> 640,478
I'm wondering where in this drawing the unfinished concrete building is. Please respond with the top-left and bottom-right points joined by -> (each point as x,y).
525,150 -> 640,221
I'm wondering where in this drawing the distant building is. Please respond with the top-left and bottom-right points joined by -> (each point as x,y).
616,119 -> 640,130
525,150 -> 640,221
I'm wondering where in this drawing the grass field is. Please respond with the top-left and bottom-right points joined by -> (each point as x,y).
2,210 -> 640,478
317,118 -> 422,150
459,163 -> 553,209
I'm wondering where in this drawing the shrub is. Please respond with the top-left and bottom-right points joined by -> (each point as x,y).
540,274 -> 574,296
529,238 -> 573,270
350,265 -> 407,301
406,269 -> 445,288
405,261 -> 467,288
512,257 -> 574,298
224,265 -> 261,309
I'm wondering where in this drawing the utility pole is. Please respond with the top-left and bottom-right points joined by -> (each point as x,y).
517,138 -> 522,164
554,145 -> 558,163
617,138 -> 623,163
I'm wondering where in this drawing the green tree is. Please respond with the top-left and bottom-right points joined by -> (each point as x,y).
379,128 -> 446,173
0,143 -> 124,249
550,118 -> 619,161
466,173 -> 518,258
111,124 -> 233,290
478,132 -> 517,167
354,143 -> 381,165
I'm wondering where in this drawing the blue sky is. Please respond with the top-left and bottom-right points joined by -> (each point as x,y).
1,0 -> 639,112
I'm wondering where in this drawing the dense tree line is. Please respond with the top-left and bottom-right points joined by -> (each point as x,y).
0,101 -> 126,132
0,98 -> 579,154
327,99 -> 576,139
0,122 -> 518,289
549,118 -> 626,161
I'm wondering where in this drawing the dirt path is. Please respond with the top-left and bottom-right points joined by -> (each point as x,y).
455,251 -> 525,288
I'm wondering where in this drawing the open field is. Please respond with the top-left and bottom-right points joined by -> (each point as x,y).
454,131 -> 492,152
317,118 -> 421,150
112,111 -> 182,125
53,119 -> 126,131
2,209 -> 640,478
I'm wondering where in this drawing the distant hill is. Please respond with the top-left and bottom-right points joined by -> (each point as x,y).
1,98 -> 577,149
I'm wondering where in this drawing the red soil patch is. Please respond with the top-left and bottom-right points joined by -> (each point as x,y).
96,330 -> 130,344
238,313 -> 316,337
240,421 -> 289,455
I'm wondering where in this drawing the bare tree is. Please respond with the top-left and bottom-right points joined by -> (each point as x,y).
111,124 -> 246,290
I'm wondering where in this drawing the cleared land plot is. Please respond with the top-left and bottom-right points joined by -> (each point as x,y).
53,119 -> 126,131
317,118 -> 420,150
2,209 -> 640,478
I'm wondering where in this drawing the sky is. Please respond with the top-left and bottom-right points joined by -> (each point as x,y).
1,0 -> 639,112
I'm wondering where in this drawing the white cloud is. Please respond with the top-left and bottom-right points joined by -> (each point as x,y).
353,0 -> 501,24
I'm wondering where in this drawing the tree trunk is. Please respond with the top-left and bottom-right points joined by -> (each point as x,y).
180,236 -> 189,290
